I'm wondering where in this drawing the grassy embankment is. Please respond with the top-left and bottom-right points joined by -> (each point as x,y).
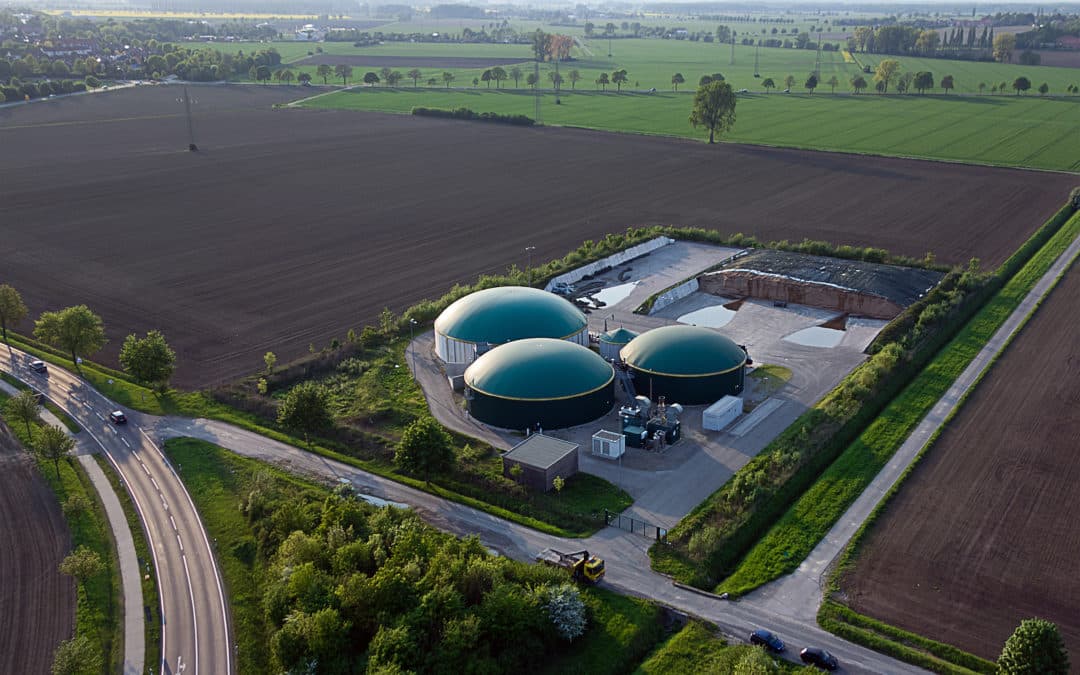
714,209 -> 1080,597
633,620 -> 814,674
0,392 -> 122,674
166,437 -> 666,675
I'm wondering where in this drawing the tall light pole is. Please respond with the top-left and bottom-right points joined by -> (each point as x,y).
525,246 -> 536,286
177,86 -> 198,151
408,318 -> 418,378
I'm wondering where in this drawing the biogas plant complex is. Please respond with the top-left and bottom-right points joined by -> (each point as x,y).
412,238 -> 943,526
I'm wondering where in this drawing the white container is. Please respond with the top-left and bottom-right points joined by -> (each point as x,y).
703,396 -> 743,431
591,430 -> 625,460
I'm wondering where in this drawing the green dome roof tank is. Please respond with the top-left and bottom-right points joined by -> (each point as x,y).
465,338 -> 614,401
621,325 -> 746,376
435,286 -> 587,345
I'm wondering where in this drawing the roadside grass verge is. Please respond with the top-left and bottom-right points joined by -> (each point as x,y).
93,454 -> 162,673
817,602 -> 993,674
633,620 -> 808,674
0,393 -> 121,674
817,235 -> 1080,675
714,210 -> 1080,596
167,436 -> 666,675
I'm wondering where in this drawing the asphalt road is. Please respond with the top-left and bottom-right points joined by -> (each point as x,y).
0,347 -> 231,675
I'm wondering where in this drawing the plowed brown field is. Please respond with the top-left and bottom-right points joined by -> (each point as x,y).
1,84 -> 1074,387
0,424 -> 75,674
842,259 -> 1080,663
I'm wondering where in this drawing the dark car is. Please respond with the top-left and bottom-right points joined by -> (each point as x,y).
800,647 -> 839,670
109,410 -> 127,425
29,360 -> 47,373
749,629 -> 785,653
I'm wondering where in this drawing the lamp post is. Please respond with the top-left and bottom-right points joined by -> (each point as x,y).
408,318 -> 418,378
525,246 -> 536,286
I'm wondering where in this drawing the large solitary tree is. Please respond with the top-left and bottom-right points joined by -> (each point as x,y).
407,68 -> 422,87
6,389 -> 40,439
1013,76 -> 1032,95
997,618 -> 1069,674
316,63 -> 332,84
689,79 -> 737,144
0,283 -> 28,344
611,69 -> 628,91
671,72 -> 685,91
119,330 -> 176,391
334,64 -> 353,86
36,424 -> 75,479
394,416 -> 454,483
33,305 -> 105,370
874,59 -> 900,93
277,381 -> 333,445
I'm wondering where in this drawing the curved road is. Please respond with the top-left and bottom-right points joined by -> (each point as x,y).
0,347 -> 231,675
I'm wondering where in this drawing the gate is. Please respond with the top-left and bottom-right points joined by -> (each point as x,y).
604,509 -> 667,542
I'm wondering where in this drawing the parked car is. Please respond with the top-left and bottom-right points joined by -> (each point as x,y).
749,628 -> 785,653
29,360 -> 47,373
737,88 -> 749,93
800,647 -> 839,670
108,410 -> 127,425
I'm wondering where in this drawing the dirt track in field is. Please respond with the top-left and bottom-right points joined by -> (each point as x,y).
842,259 -> 1080,663
0,424 -> 75,674
292,54 -> 528,68
0,84 -> 1074,388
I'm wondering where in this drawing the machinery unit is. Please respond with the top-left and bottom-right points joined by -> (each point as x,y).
536,549 -> 606,584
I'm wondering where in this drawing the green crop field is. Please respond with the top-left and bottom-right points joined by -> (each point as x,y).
300,87 -> 1080,172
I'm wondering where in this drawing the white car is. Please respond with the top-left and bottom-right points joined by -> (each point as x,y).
737,88 -> 749,93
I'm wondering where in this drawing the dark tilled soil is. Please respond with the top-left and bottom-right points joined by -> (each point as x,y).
0,424 -> 75,674
292,54 -> 528,68
842,261 -> 1080,664
1,84 -> 1074,388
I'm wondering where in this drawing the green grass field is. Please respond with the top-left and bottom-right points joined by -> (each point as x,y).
301,87 -> 1080,171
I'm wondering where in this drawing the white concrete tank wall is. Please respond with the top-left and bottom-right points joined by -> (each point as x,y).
599,340 -> 622,361
703,395 -> 743,431
436,326 -> 588,365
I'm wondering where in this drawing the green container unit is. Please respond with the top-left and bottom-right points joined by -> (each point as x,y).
620,325 -> 747,406
465,338 -> 615,430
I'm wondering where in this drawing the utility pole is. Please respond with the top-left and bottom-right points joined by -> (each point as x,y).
181,86 -> 198,151
525,246 -> 536,286
533,61 -> 541,124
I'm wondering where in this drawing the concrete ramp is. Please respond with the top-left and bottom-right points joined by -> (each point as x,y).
729,398 -> 784,437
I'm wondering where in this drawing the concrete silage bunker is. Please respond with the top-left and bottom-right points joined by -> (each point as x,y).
434,286 -> 589,365
464,338 -> 615,430
620,325 -> 746,405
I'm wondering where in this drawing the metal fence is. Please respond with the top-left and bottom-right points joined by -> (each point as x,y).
604,509 -> 667,542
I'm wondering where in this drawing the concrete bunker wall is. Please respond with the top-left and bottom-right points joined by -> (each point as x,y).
698,270 -> 903,319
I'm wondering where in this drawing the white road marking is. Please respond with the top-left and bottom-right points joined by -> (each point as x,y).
121,437 -> 130,448
180,553 -> 199,675
160,495 -> 168,511
141,463 -> 151,476
170,516 -> 177,531
95,412 -> 105,420
176,534 -> 184,552
151,478 -> 161,491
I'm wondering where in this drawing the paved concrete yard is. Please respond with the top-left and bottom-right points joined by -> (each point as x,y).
410,241 -> 889,530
